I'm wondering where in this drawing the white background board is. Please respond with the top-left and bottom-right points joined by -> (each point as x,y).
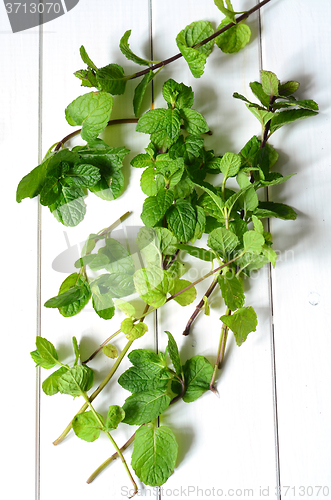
1,0 -> 331,499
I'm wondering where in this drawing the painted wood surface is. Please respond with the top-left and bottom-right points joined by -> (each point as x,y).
2,1 -> 331,499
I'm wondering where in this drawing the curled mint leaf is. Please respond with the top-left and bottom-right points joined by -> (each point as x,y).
65,91 -> 113,142
221,306 -> 257,346
96,64 -> 127,95
72,411 -> 103,442
215,18 -> 251,53
105,405 -> 125,431
176,21 -> 214,78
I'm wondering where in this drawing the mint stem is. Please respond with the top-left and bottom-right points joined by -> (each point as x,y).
54,118 -> 139,151
132,0 -> 272,80
183,275 -> 219,336
210,308 -> 231,391
87,432 -> 136,484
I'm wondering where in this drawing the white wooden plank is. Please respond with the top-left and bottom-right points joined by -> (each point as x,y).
261,0 -> 331,493
152,0 -> 278,497
0,9 -> 40,497
39,2 -> 153,499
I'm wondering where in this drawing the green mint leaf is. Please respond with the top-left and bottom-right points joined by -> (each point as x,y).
169,134 -> 204,164
252,215 -> 264,234
246,105 -> 274,126
33,337 -> 59,369
215,18 -> 251,53
102,344 -> 119,359
180,108 -> 209,135
175,243 -> 215,262
218,272 -> 245,311
72,337 -> 80,366
236,171 -> 258,212
182,355 -> 213,402
260,70 -> 279,98
96,64 -> 127,95
120,30 -> 158,66
121,318 -> 148,341
166,199 -> 197,243
220,152 -> 241,179
72,411 -> 103,442
65,91 -> 113,142
221,306 -> 257,346
122,389 -> 171,425
16,156 -> 51,203
136,108 -> 181,139
162,79 -> 194,110
141,188 -> 174,227
249,82 -> 270,108
131,425 -> 178,487
105,405 -> 125,431
58,365 -> 94,397
74,68 -> 98,88
133,70 -> 156,117
39,175 -> 61,206
176,21 -> 214,78
44,287 -> 83,309
50,186 -> 86,227
79,45 -> 98,71
114,299 -> 136,318
262,244 -> 277,268
91,287 -> 115,320
134,266 -> 174,308
128,349 -> 166,372
55,273 -> 91,317
269,109 -> 318,134
278,80 -> 300,97
254,201 -> 297,220
131,153 -> 154,169
203,295 -> 211,315
100,238 -> 135,275
243,230 -> 265,254
118,366 -> 171,393
164,330 -> 182,376
193,205 -> 207,241
257,173 -> 295,188
63,164 -> 101,188
272,98 -> 319,112
207,227 -> 239,260
171,278 -> 197,306
214,0 -> 244,23
42,366 -> 68,396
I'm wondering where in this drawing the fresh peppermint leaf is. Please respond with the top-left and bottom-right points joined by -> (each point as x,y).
180,108 -> 209,135
119,366 -> 171,393
121,318 -> 148,341
203,295 -> 210,315
262,244 -> 277,268
131,153 -> 154,169
214,0 -> 243,22
182,355 -> 213,403
133,70 -> 156,117
162,79 -> 194,110
120,30 -> 158,66
54,273 -> 91,317
33,337 -> 59,369
16,156 -> 51,203
72,411 -> 103,442
102,344 -> 119,359
137,108 -> 181,140
65,91 -> 113,142
42,366 -> 68,396
278,80 -> 300,97
141,189 -> 174,227
166,199 -> 197,243
272,98 -> 319,112
58,365 -> 94,397
128,349 -> 166,373
260,70 -> 279,98
221,306 -> 257,346
176,21 -> 214,78
270,109 -> 318,134
114,299 -> 136,318
236,171 -> 258,212
91,285 -> 115,320
105,405 -> 125,431
220,152 -> 241,179
101,238 -> 135,275
254,201 -> 297,220
79,45 -> 98,71
44,286 -> 83,309
171,279 -> 197,307
175,244 -> 215,262
131,425 -> 178,487
246,105 -> 274,126
249,81 -> 270,108
96,64 -> 127,95
50,186 -> 86,227
243,230 -> 265,254
122,389 -> 171,425
134,266 -> 174,308
252,215 -> 264,234
215,18 -> 251,53
63,163 -> 101,188
207,227 -> 239,260
164,331 -> 182,376
218,272 -> 245,311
